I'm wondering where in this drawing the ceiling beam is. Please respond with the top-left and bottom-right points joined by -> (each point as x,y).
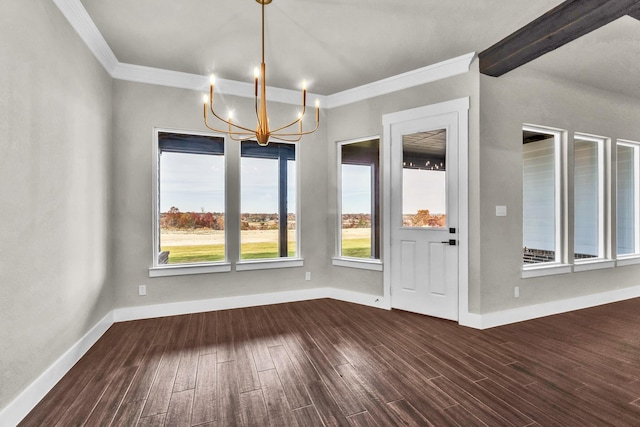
629,8 -> 640,19
479,0 -> 640,77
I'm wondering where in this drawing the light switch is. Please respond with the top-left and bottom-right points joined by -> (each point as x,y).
496,205 -> 507,216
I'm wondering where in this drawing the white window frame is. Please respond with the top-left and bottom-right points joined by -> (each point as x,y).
235,139 -> 303,270
616,139 -> 640,266
149,128 -> 231,277
522,124 -> 571,277
573,133 -> 609,269
332,135 -> 383,271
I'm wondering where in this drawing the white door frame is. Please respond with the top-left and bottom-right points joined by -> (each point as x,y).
381,97 -> 471,325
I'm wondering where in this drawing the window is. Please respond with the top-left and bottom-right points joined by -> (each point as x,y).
574,135 -> 605,260
617,140 -> 640,257
522,126 -> 563,265
240,141 -> 297,260
337,138 -> 380,260
155,131 -> 225,266
402,130 -> 447,228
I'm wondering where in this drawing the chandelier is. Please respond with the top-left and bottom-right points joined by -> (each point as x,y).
203,0 -> 319,146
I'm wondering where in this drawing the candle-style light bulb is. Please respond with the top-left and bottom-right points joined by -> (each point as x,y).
254,68 -> 259,97
301,80 -> 307,106
202,94 -> 209,104
209,74 -> 216,86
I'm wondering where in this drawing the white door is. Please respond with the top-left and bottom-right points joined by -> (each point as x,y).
389,111 -> 460,321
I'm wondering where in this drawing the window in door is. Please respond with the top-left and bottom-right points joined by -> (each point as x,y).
401,130 -> 447,228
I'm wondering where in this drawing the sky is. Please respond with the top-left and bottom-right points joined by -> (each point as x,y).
160,152 -> 296,213
160,152 -> 446,215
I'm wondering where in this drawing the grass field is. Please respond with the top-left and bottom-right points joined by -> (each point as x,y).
341,238 -> 372,258
160,229 -> 371,264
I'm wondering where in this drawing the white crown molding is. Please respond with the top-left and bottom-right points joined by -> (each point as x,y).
325,52 -> 476,109
52,0 -> 474,108
112,63 -> 327,107
52,0 -> 118,74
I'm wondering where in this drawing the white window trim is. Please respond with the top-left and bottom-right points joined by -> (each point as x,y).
335,135 -> 381,263
331,257 -> 383,271
236,258 -> 304,271
616,255 -> 640,267
238,139 -> 300,263
616,139 -> 640,258
573,259 -> 615,272
151,127 -> 229,274
149,263 -> 232,277
573,133 -> 608,263
522,263 -> 572,278
522,124 -> 566,274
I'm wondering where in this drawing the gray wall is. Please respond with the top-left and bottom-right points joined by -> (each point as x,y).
326,63 -> 482,309
111,80 -> 330,308
0,1 -> 114,410
479,66 -> 640,313
110,64 -> 483,310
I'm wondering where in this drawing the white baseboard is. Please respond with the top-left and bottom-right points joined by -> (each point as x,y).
113,287 -> 333,322
471,285 -> 640,329
6,284 -> 640,426
0,311 -> 114,427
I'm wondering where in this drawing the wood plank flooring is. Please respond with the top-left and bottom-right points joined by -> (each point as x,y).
19,298 -> 640,426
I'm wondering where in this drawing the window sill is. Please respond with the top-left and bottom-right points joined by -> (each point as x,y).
149,262 -> 232,277
235,257 -> 304,271
332,257 -> 383,271
573,259 -> 615,272
616,256 -> 640,267
522,263 -> 572,278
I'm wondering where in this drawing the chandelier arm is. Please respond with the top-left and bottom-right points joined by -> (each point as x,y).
269,134 -> 303,143
209,103 -> 256,134
269,116 -> 304,134
272,119 -> 320,138
205,111 -> 257,137
205,122 -> 256,138
203,121 -> 230,134
271,115 -> 320,137
228,132 -> 250,142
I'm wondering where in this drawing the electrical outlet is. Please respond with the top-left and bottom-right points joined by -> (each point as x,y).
514,286 -> 520,298
305,272 -> 311,281
139,285 -> 147,296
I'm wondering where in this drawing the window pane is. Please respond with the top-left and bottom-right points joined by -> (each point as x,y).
342,164 -> 372,257
240,141 -> 296,259
402,130 -> 446,228
574,139 -> 600,259
158,135 -> 225,265
287,159 -> 297,256
523,131 -> 556,264
617,144 -> 635,255
339,138 -> 380,259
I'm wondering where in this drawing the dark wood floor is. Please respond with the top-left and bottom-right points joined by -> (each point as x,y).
19,297 -> 640,426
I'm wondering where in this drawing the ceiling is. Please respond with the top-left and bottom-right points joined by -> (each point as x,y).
79,0 -> 640,98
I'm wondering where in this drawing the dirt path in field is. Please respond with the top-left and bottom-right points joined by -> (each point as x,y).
161,228 -> 370,246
